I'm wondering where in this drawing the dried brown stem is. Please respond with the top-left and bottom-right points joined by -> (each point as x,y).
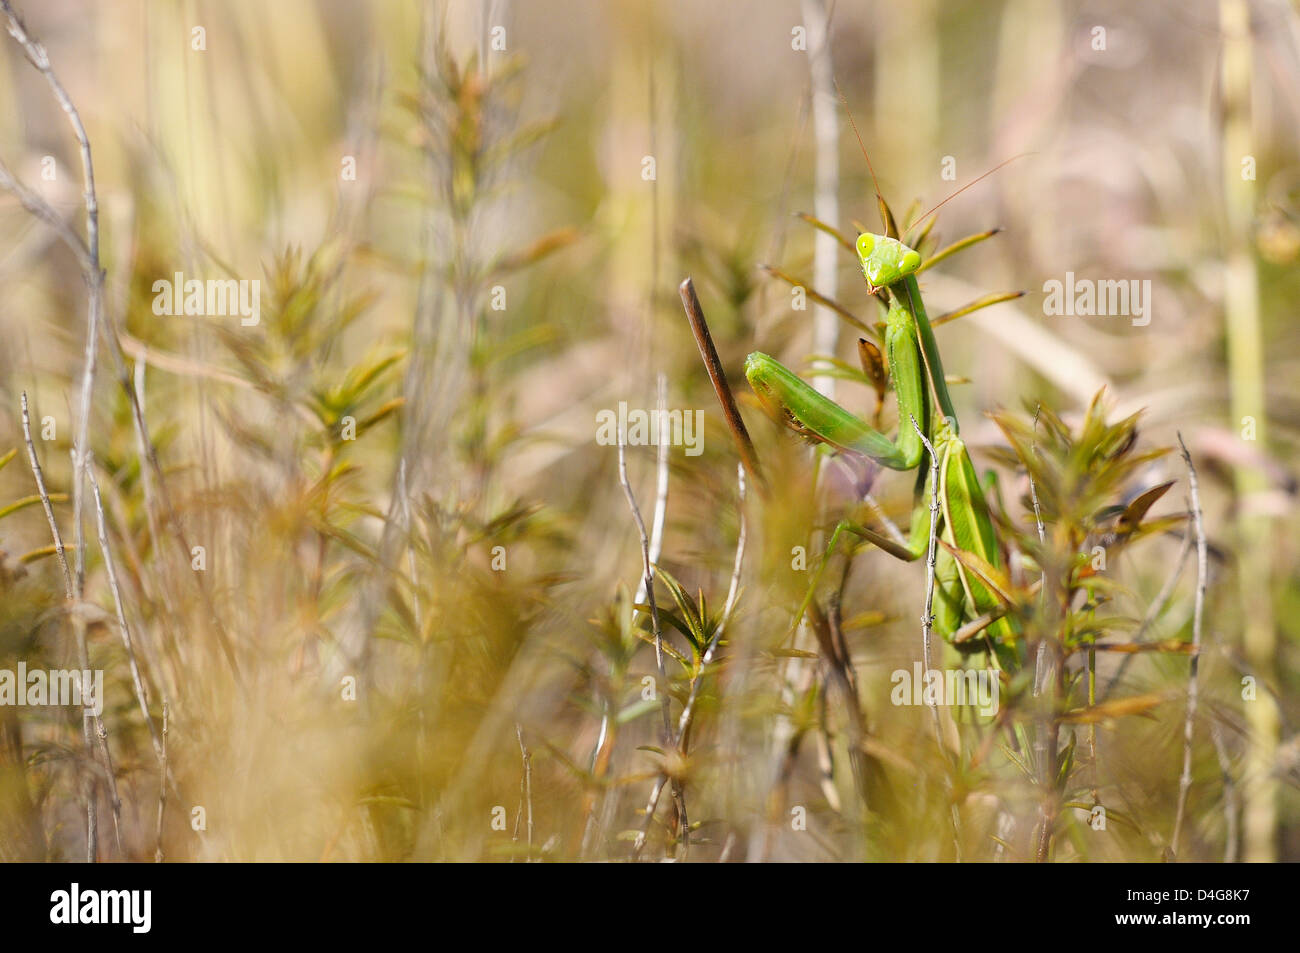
679,277 -> 767,494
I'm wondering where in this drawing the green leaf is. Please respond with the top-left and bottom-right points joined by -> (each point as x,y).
759,264 -> 873,336
795,212 -> 855,253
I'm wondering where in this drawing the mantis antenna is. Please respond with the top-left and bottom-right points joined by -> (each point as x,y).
834,79 -> 896,238
834,79 -> 1030,239
913,153 -> 1032,230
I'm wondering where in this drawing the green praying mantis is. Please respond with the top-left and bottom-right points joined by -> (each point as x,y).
739,115 -> 1029,672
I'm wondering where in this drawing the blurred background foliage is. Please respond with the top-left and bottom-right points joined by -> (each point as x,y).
0,0 -> 1297,861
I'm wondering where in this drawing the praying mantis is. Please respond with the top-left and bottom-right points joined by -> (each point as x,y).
742,114 -> 1028,673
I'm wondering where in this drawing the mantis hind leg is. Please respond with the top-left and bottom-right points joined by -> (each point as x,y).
794,457 -> 944,634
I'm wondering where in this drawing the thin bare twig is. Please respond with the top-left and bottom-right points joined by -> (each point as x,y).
633,774 -> 670,859
21,392 -> 72,600
21,391 -> 105,857
910,415 -> 945,753
1103,529 -> 1194,701
807,597 -> 872,814
155,700 -> 168,863
1171,433 -> 1208,858
1,0 -> 102,602
513,724 -> 533,860
88,463 -> 164,762
618,434 -> 669,739
633,465 -> 748,861
619,431 -> 688,858
394,458 -> 430,809
0,156 -> 89,268
814,672 -> 843,814
89,711 -> 123,859
2,1 -> 113,861
97,479 -> 194,848
911,415 -> 963,859
675,464 -> 747,745
1210,720 -> 1239,863
1028,406 -> 1050,695
1027,405 -> 1059,861
720,466 -> 748,619
635,375 -> 671,607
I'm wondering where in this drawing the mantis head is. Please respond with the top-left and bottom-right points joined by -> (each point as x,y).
856,232 -> 921,289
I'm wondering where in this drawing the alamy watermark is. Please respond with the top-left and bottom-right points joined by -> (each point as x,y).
890,663 -> 999,717
0,662 -> 103,717
152,272 -> 260,326
596,402 -> 703,456
1042,272 -> 1151,327
50,883 -> 150,933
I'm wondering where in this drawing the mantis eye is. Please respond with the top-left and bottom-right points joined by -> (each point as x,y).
900,248 -> 922,274
856,233 -> 875,260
